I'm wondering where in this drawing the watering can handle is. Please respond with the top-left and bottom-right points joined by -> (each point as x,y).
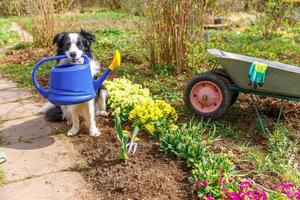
32,54 -> 89,98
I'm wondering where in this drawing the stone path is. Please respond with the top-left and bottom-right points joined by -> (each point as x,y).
10,22 -> 33,43
0,76 -> 96,200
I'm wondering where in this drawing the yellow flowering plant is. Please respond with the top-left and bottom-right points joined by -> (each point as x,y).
104,78 -> 151,120
129,99 -> 178,135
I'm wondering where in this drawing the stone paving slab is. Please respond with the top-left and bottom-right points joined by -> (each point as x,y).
0,76 -> 96,200
0,115 -> 57,145
0,100 -> 42,121
0,81 -> 17,89
0,87 -> 33,103
0,135 -> 80,182
0,171 -> 96,200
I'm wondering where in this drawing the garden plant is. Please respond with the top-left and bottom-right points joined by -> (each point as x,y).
0,1 -> 299,199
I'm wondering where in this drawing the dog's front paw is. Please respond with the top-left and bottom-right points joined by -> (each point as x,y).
67,128 -> 79,137
89,128 -> 101,137
95,110 -> 109,117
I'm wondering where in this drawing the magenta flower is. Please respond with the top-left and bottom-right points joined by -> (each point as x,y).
239,180 -> 252,190
196,180 -> 201,188
241,191 -> 255,199
294,187 -> 300,200
277,182 -> 294,191
254,189 -> 267,200
226,191 -> 240,200
203,180 -> 208,188
277,182 -> 295,198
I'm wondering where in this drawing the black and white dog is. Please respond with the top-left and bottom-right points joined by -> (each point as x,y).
42,30 -> 108,137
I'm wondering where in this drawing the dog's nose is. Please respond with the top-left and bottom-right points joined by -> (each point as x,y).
70,52 -> 77,58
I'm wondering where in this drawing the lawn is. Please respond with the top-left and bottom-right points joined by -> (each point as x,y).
0,8 -> 299,199
0,18 -> 19,47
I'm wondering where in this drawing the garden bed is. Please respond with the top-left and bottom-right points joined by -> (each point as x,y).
72,116 -> 196,200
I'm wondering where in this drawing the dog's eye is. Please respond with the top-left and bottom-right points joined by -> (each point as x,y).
64,42 -> 71,48
76,42 -> 84,49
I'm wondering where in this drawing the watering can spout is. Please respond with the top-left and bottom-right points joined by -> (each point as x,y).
93,50 -> 121,91
109,49 -> 121,71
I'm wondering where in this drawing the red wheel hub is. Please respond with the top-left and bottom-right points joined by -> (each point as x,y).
190,81 -> 222,113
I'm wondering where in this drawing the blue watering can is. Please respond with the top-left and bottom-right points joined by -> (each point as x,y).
32,50 -> 121,105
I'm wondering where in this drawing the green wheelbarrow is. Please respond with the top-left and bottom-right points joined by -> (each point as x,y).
185,49 -> 300,133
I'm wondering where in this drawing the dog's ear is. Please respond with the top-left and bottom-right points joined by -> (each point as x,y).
53,32 -> 64,46
80,29 -> 96,43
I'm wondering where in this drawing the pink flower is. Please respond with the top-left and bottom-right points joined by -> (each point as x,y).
254,189 -> 267,200
226,191 -> 240,200
239,180 -> 252,190
294,187 -> 300,200
277,182 -> 294,191
277,182 -> 295,198
203,180 -> 208,188
196,180 -> 201,188
241,191 -> 255,199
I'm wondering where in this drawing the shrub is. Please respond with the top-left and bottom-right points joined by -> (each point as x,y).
105,0 -> 122,9
23,0 -> 74,47
257,0 -> 295,38
129,99 -> 178,135
143,0 -> 215,74
0,0 -> 26,16
104,78 -> 150,120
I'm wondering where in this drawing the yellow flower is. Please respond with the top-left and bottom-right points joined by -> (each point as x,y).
129,99 -> 178,134
144,124 -> 155,134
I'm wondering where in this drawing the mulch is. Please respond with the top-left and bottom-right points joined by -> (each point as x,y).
72,116 -> 197,200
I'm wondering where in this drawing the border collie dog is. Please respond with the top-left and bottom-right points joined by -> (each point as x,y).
42,30 -> 108,137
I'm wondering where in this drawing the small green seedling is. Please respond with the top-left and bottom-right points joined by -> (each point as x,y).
115,115 -> 129,162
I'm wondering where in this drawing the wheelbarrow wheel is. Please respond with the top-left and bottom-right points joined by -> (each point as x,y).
184,72 -> 232,119
212,68 -> 239,106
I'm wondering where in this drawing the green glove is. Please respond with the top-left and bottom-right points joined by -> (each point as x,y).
248,62 -> 268,89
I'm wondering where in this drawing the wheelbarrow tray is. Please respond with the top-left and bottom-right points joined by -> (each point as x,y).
208,49 -> 300,99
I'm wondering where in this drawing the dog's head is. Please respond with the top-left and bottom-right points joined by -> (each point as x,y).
53,29 -> 96,63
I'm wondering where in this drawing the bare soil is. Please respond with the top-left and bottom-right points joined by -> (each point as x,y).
72,116 -> 196,200
0,47 -> 51,65
235,94 -> 300,131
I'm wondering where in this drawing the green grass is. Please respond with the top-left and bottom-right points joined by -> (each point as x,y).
0,169 -> 5,185
188,26 -> 300,70
93,28 -> 145,64
0,61 -> 55,88
0,18 -> 19,47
